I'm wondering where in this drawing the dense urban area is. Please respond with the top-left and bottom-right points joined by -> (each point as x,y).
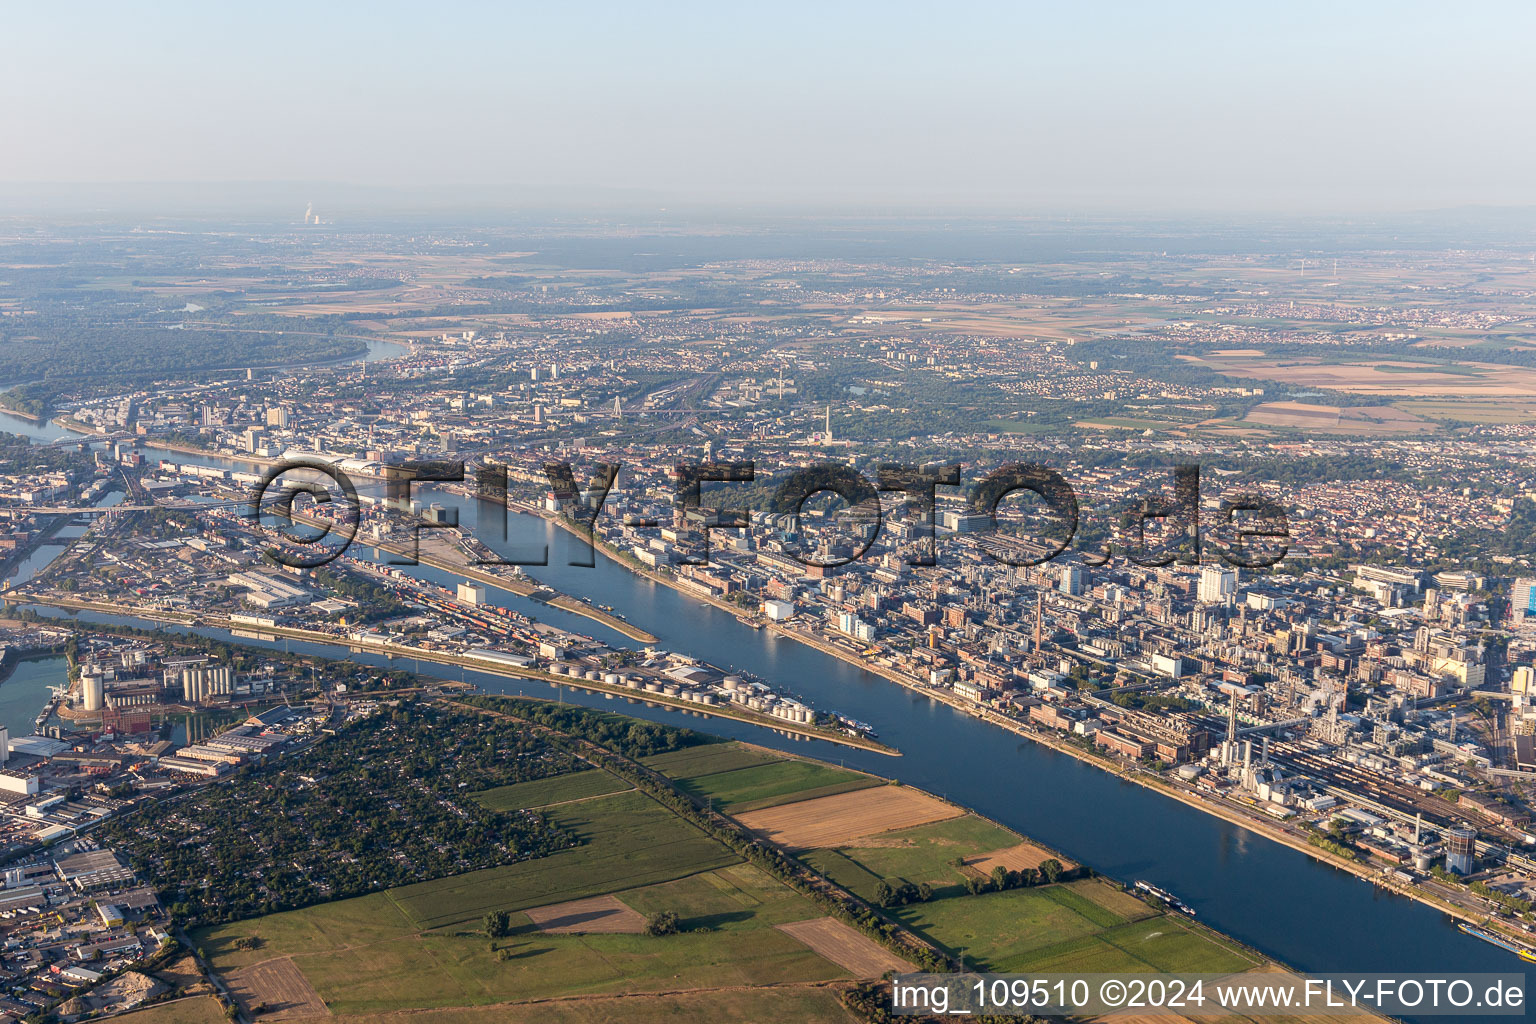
2,216 -> 1536,1022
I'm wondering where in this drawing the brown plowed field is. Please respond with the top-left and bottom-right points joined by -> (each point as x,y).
775,917 -> 914,977
224,957 -> 328,1020
734,786 -> 962,850
525,894 -> 648,934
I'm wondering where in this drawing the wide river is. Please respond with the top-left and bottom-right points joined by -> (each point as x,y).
0,423 -> 1524,1019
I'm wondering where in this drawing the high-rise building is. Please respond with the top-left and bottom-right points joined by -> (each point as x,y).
1513,578 -> 1536,622
1060,565 -> 1086,596
1198,566 -> 1237,604
837,611 -> 875,642
1513,666 -> 1535,706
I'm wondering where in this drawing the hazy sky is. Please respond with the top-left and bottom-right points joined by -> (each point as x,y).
4,1 -> 1535,213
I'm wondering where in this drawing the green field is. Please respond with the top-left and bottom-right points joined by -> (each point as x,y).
893,879 -> 1257,975
616,863 -> 824,930
111,998 -> 229,1024
1019,916 -> 1257,974
639,742 -> 784,778
202,849 -> 841,1015
391,790 -> 740,930
197,783 -> 841,1015
1393,399 -> 1536,424
292,915 -> 842,1013
1373,361 -> 1486,376
269,987 -> 856,1024
1038,881 -> 1125,927
199,891 -> 420,968
829,815 -> 1019,892
195,729 -> 1269,1023
472,768 -> 631,811
800,848 -> 889,902
673,759 -> 881,813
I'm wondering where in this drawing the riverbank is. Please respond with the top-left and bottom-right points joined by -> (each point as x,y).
0,512 -> 69,585
286,508 -> 659,644
52,419 -> 281,468
389,539 -> 658,643
523,505 -> 1536,950
0,402 -> 43,422
17,593 -> 895,756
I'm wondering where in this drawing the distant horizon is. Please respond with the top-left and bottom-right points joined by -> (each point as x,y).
6,3 -> 1536,216
6,180 -> 1536,227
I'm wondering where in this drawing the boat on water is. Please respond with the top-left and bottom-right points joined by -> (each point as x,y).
1458,922 -> 1536,963
1134,880 -> 1196,917
837,715 -> 878,739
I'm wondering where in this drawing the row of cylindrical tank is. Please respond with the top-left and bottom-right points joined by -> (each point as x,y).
550,664 -> 612,682
724,687 -> 813,723
544,664 -> 811,723
547,663 -> 721,705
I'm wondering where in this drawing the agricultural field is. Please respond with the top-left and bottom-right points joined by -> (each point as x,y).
286,924 -> 844,1015
1185,351 -> 1536,398
202,859 -> 845,1015
281,988 -> 858,1024
1075,416 -> 1190,432
639,740 -> 785,778
783,805 -> 1235,985
108,999 -> 230,1024
524,894 -> 646,934
673,758 -> 882,813
802,814 -> 1020,899
733,783 -> 963,849
223,957 -> 327,1021
195,749 -> 863,1018
965,840 -> 1077,877
1241,400 -> 1436,434
893,880 -> 1258,975
390,790 -> 739,930
472,768 -> 631,811
775,917 -> 914,976
192,730 -> 1277,1024
1393,398 -> 1536,424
